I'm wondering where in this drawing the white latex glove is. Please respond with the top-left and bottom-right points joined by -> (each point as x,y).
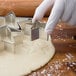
32,0 -> 76,35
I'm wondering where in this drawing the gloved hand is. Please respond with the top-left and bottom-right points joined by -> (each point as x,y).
32,0 -> 76,35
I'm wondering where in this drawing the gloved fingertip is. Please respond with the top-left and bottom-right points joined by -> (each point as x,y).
45,28 -> 52,35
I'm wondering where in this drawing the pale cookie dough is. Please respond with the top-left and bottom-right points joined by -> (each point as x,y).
0,17 -> 55,76
0,36 -> 55,76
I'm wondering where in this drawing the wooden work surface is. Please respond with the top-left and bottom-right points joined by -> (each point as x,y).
0,0 -> 50,17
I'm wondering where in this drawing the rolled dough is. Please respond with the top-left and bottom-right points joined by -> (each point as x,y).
0,36 -> 55,76
0,17 -> 55,76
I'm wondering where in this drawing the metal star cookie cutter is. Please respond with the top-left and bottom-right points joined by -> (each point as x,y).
0,11 -> 22,41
